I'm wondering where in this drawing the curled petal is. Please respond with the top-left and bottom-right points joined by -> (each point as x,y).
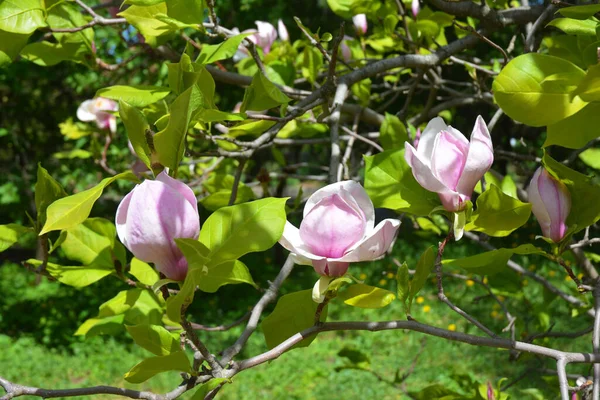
416,116 -> 448,161
530,167 -> 571,242
438,191 -> 468,213
411,0 -> 420,17
279,221 -> 321,264
115,189 -> 135,248
312,259 -> 350,277
156,170 -> 198,214
404,141 -> 449,194
255,21 -> 277,53
77,100 -> 97,122
430,130 -> 469,191
456,115 -> 494,197
312,276 -> 333,303
277,19 -> 289,41
339,218 -> 401,262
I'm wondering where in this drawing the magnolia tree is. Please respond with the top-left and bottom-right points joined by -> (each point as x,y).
2,0 -> 600,399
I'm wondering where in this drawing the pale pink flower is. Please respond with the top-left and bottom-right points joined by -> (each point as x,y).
116,171 -> 200,281
279,181 -> 401,277
352,14 -> 367,35
412,0 -> 420,17
277,19 -> 289,41
77,97 -> 118,134
404,116 -> 494,212
527,167 -> 571,242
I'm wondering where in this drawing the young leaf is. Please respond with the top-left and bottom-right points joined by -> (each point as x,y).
165,0 -> 204,25
98,85 -> 170,108
124,351 -> 191,383
126,324 -> 181,356
0,0 -> 47,34
39,171 -> 137,235
493,53 -> 587,126
465,184 -> 532,237
119,100 -> 153,170
0,224 -> 31,253
546,103 -> 600,148
129,258 -> 160,286
379,113 -> 408,150
443,244 -> 544,276
339,284 -> 396,309
196,33 -> 252,64
118,3 -> 175,47
153,85 -> 203,171
409,246 -> 435,302
262,290 -> 327,350
364,149 -> 439,217
197,260 -> 258,293
240,72 -> 292,112
547,18 -> 597,36
558,3 -> 600,19
27,260 -> 113,288
199,197 -> 288,267
190,378 -> 231,400
34,164 -> 67,228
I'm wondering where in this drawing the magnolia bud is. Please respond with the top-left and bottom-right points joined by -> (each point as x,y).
116,171 -> 200,280
352,14 -> 367,35
527,167 -> 571,242
277,19 -> 289,41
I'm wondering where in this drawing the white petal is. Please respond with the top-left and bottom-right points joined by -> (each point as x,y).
405,141 -> 450,193
279,221 -> 322,264
115,189 -> 135,248
312,276 -> 333,303
456,115 -> 494,197
337,218 -> 401,262
417,117 -> 448,159
77,100 -> 98,122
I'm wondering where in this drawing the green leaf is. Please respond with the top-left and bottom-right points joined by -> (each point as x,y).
190,379 -> 231,400
351,78 -> 371,107
241,72 -> 291,112
154,85 -> 203,171
20,41 -> 86,66
98,86 -> 170,108
74,314 -> 126,338
364,149 -> 440,216
125,0 -> 165,4
126,324 -> 181,356
0,224 -> 30,253
47,0 -> 94,50
35,164 -> 67,229
199,197 -> 288,267
547,18 -> 598,36
200,173 -> 255,211
379,113 -> 408,150
39,171 -> 137,235
465,184 -> 532,237
0,29 -> 30,67
0,0 -> 47,34
558,4 -> 600,19
493,53 -> 587,126
28,259 -> 113,287
409,384 -> 462,400
543,153 -> 600,233
124,351 -> 191,383
325,0 -> 369,18
118,3 -> 174,47
396,262 -> 410,304
301,46 -> 323,84
409,246 -> 435,301
228,120 -> 276,138
196,33 -> 252,64
119,101 -> 153,170
129,258 -> 160,286
166,0 -> 204,24
573,63 -> 600,101
579,148 -> 600,169
339,284 -> 396,309
195,109 -> 245,123
443,244 -> 544,276
545,102 -> 600,148
61,218 -> 118,266
198,260 -> 257,293
262,290 -> 326,350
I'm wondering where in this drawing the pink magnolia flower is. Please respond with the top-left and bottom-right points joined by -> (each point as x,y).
527,167 -> 571,242
277,19 -> 289,42
405,116 -> 494,212
234,21 -> 278,60
412,0 -> 420,17
340,35 -> 353,62
279,181 -> 401,277
116,171 -> 200,281
77,97 -> 118,134
352,14 -> 367,35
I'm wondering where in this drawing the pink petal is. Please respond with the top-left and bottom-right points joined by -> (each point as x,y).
304,181 -> 374,231
116,189 -> 135,248
536,168 -> 571,242
299,194 -> 366,258
438,191 -> 468,212
123,180 -> 200,280
404,141 -> 450,193
277,19 -> 289,41
156,171 -> 199,215
352,14 -> 367,35
311,259 -> 350,277
279,221 -> 322,264
431,130 -> 469,191
527,168 -> 551,235
255,21 -> 277,53
338,218 -> 401,262
411,0 -> 420,17
456,115 -> 494,197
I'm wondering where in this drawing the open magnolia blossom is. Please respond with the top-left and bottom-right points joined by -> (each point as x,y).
77,97 -> 118,134
352,13 -> 367,35
527,166 -> 571,243
405,116 -> 494,213
116,171 -> 200,281
234,21 -> 278,61
279,181 -> 401,283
